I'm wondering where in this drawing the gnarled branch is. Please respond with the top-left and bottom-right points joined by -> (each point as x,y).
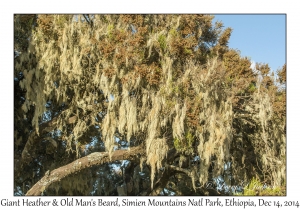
26,146 -> 144,196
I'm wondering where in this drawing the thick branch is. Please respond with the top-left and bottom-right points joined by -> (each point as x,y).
26,146 -> 144,196
137,166 -> 173,196
168,165 -> 193,175
148,166 -> 174,196
145,163 -> 192,196
21,116 -> 58,162
21,115 -> 78,163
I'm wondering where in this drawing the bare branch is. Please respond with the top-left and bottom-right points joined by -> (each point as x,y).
83,14 -> 93,28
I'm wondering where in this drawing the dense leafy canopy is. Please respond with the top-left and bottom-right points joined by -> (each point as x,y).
14,14 -> 286,196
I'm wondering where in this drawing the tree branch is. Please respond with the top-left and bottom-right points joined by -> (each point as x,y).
21,116 -> 59,162
137,166 -> 173,196
83,14 -> 93,28
21,115 -> 78,163
148,166 -> 173,196
25,146 -> 144,196
145,164 -> 192,196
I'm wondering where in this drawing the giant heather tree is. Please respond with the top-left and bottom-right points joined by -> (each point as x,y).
14,14 -> 286,196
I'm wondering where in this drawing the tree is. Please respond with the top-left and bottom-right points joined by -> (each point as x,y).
14,14 -> 286,196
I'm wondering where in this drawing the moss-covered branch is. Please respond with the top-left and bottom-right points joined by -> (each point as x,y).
26,146 -> 144,196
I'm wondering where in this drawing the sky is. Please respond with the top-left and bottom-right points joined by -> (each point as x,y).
213,14 -> 286,73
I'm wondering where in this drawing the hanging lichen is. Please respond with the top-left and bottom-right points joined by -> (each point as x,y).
14,14 -> 286,195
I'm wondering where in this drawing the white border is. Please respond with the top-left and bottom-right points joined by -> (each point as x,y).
2,1 -> 298,209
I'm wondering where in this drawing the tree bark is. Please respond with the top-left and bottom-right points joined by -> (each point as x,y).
26,146 -> 144,196
148,166 -> 173,196
21,116 -> 59,162
21,115 -> 78,163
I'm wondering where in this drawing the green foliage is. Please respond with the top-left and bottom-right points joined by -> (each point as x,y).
56,15 -> 69,28
184,47 -> 193,55
248,83 -> 256,92
158,34 -> 167,52
107,24 -> 114,40
165,98 -> 176,112
186,130 -> 194,147
160,81 -> 184,101
173,137 -> 181,150
169,28 -> 177,37
174,130 -> 194,154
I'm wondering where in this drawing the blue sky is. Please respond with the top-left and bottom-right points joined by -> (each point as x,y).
213,14 -> 286,73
